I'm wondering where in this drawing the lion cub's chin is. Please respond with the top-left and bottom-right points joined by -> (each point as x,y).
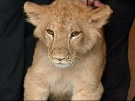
54,63 -> 71,68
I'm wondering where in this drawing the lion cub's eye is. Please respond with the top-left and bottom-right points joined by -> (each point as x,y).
46,29 -> 54,36
70,31 -> 81,38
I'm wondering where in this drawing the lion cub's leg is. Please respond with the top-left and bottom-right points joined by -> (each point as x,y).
72,83 -> 103,100
24,68 -> 49,100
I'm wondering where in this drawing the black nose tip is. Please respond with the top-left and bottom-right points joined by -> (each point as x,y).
56,58 -> 65,61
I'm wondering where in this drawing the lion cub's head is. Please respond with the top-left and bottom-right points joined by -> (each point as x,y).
24,0 -> 111,68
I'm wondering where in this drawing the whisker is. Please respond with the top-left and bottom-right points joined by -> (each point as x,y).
44,54 -> 48,56
70,62 -> 74,66
75,56 -> 83,60
71,60 -> 77,66
41,54 -> 53,65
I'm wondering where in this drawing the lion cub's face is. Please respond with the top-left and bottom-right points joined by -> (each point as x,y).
44,19 -> 83,68
24,0 -> 111,68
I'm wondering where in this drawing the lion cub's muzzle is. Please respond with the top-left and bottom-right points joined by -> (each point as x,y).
48,47 -> 73,68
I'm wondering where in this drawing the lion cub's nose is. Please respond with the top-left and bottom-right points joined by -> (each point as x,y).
52,47 -> 68,60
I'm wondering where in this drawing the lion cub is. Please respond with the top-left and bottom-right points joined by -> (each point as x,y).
24,0 -> 111,100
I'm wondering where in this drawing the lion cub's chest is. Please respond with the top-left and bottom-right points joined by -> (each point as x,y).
48,71 -> 74,100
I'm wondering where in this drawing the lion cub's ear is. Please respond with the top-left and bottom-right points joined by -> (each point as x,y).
24,1 -> 47,26
87,5 -> 111,28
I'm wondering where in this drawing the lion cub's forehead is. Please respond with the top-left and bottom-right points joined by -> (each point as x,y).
47,1 -> 90,31
45,0 -> 94,33
48,0 -> 92,21
49,15 -> 81,34
46,10 -> 76,32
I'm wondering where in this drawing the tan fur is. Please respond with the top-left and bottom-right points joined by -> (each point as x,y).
24,0 -> 111,100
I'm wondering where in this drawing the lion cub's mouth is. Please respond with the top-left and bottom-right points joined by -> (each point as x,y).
48,56 -> 73,68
